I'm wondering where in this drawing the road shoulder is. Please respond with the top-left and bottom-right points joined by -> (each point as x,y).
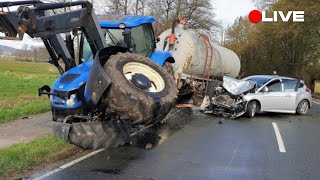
0,111 -> 52,149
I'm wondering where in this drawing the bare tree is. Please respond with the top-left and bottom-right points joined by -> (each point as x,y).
132,0 -> 146,15
252,0 -> 278,10
149,0 -> 219,36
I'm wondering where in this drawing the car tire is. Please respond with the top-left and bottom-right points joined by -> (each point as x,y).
246,101 -> 257,118
296,100 -> 309,115
103,53 -> 178,124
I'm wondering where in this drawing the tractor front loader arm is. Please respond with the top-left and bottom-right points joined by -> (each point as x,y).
0,1 -> 107,72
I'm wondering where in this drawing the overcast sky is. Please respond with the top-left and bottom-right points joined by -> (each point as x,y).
214,0 -> 255,28
0,0 -> 255,49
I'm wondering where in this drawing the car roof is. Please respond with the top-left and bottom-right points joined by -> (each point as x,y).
245,75 -> 298,81
98,15 -> 156,28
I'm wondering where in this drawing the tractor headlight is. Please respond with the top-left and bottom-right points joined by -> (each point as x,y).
119,23 -> 126,29
66,94 -> 76,107
50,95 -> 54,102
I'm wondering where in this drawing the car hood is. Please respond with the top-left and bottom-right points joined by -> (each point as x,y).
222,76 -> 256,95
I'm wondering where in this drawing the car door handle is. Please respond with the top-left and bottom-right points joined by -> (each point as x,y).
285,95 -> 291,97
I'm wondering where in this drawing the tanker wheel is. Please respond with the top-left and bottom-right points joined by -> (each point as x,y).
103,53 -> 177,124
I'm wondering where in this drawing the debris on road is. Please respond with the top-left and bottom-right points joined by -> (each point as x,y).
202,76 -> 256,118
21,116 -> 31,120
145,143 -> 153,150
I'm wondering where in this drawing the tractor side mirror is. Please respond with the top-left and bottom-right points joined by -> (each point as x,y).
263,86 -> 269,93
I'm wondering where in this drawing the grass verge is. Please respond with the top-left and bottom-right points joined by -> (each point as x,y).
0,136 -> 75,178
0,60 -> 58,123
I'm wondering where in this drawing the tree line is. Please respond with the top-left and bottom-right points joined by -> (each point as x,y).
225,0 -> 320,87
5,0 -> 218,61
48,0 -> 219,37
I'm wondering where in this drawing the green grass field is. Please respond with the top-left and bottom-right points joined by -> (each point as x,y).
0,59 -> 59,123
0,136 -> 75,178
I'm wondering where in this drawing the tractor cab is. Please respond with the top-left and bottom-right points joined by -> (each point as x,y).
80,15 -> 174,66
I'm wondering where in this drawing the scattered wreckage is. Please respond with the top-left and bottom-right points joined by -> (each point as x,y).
201,76 -> 256,119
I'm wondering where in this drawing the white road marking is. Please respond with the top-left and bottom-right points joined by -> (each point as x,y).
34,149 -> 104,180
312,100 -> 320,105
272,122 -> 286,153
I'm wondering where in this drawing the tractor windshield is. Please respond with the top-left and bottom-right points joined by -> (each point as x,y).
131,24 -> 155,56
81,23 -> 155,62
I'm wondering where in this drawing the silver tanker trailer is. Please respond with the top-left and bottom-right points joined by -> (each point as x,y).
157,19 -> 241,98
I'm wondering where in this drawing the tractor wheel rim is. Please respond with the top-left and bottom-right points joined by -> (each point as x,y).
123,62 -> 165,93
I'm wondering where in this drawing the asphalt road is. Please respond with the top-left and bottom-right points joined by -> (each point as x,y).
31,102 -> 320,180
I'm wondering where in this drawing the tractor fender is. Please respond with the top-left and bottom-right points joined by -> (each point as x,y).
150,50 -> 174,66
86,46 -> 128,105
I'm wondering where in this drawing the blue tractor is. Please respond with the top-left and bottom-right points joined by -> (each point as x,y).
0,1 -> 177,149
50,15 -> 175,122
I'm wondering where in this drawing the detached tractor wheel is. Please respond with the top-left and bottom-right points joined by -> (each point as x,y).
246,101 -> 257,118
296,100 -> 309,115
103,53 -> 178,124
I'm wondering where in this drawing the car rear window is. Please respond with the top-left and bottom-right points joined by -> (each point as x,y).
283,79 -> 299,92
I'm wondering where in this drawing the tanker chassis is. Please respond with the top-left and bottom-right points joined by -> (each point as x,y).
157,20 -> 241,99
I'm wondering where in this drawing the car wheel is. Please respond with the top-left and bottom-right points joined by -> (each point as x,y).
246,101 -> 257,118
296,100 -> 309,115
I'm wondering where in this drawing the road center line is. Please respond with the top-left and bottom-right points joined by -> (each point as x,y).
272,122 -> 286,153
312,100 -> 320,105
34,149 -> 104,180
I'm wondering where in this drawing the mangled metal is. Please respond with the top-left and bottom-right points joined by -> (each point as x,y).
203,76 -> 256,118
222,76 -> 256,96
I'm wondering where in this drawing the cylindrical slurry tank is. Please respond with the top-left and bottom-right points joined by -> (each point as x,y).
157,24 -> 241,79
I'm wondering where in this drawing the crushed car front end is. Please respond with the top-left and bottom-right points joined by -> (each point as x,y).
204,76 -> 256,118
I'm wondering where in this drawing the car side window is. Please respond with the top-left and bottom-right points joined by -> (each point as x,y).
283,79 -> 299,92
267,80 -> 283,92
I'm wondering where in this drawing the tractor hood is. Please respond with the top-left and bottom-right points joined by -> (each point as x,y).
52,61 -> 93,92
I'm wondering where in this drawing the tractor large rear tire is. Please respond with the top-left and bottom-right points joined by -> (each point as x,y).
103,53 -> 177,124
68,120 -> 131,149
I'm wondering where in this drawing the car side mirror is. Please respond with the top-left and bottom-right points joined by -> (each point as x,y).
156,37 -> 160,43
263,86 -> 269,93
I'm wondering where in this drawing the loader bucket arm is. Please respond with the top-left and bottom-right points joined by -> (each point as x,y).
0,1 -> 42,39
0,1 -> 107,72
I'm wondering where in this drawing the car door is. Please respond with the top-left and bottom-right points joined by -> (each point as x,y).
259,79 -> 289,112
282,79 -> 299,111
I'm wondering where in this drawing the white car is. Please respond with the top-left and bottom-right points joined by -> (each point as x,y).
242,75 -> 312,117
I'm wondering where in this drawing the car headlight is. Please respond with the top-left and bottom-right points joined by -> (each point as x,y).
66,94 -> 76,107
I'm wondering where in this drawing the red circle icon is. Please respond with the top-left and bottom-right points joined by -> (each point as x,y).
249,10 -> 262,23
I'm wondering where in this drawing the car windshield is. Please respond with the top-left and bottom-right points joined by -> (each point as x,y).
245,77 -> 271,88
